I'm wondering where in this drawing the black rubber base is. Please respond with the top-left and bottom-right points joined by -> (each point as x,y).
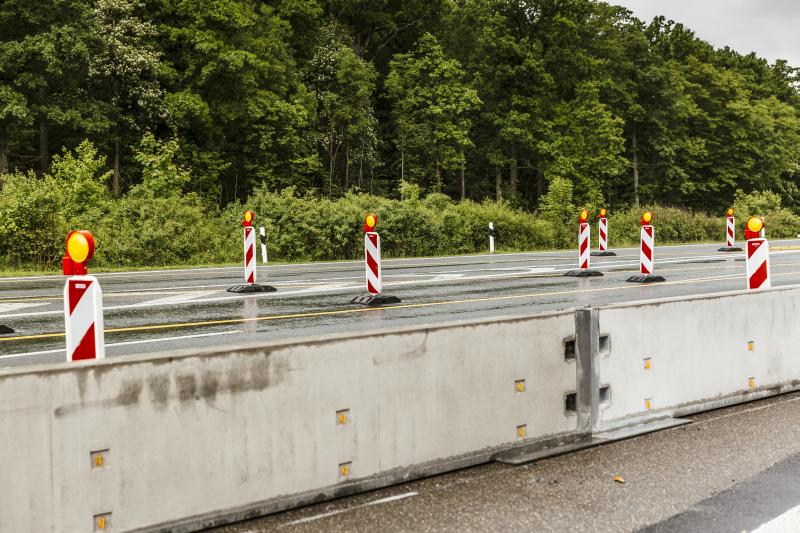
564,269 -> 604,277
590,251 -> 617,256
227,284 -> 277,293
627,274 -> 666,283
0,325 -> 14,334
350,294 -> 402,306
718,247 -> 743,252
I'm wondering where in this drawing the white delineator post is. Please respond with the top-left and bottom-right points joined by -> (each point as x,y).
259,226 -> 268,264
598,217 -> 608,252
64,276 -> 105,361
489,222 -> 495,254
243,225 -> 257,285
578,222 -> 591,270
640,224 -> 655,275
745,217 -> 770,290
365,231 -> 382,295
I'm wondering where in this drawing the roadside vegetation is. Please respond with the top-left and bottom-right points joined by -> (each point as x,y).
1,1 -> 799,272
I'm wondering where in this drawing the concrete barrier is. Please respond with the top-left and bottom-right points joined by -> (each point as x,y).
3,285 -> 800,532
596,286 -> 800,429
0,312 -> 579,532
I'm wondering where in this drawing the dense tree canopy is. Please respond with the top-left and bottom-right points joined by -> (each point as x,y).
1,0 -> 799,213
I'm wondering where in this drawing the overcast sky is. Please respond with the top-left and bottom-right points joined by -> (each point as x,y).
610,0 -> 800,67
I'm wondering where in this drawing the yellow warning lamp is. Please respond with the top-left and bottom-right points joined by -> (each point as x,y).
599,208 -> 607,218
726,207 -> 734,217
641,211 -> 653,226
243,210 -> 254,227
62,230 -> 95,276
579,210 -> 589,224
745,216 -> 765,240
363,213 -> 378,233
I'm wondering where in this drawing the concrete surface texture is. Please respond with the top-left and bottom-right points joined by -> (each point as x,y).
0,310 -> 579,532
3,283 -> 800,532
3,240 -> 800,368
211,392 -> 800,532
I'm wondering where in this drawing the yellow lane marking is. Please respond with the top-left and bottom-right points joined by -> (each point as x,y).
1,270 -> 780,344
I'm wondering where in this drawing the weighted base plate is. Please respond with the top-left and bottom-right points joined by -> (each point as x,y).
227,284 -> 277,293
0,325 -> 14,334
717,247 -> 743,252
350,294 -> 402,306
564,269 -> 604,277
590,251 -> 617,256
627,274 -> 666,283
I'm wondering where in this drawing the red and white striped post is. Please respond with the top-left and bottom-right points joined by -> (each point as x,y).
592,208 -> 617,257
351,213 -> 401,305
628,211 -> 665,283
62,230 -> 105,361
745,216 -> 770,290
228,211 -> 276,293
565,210 -> 602,277
719,207 -> 743,252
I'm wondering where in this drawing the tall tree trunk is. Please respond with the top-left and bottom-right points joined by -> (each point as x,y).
509,143 -> 518,196
39,114 -> 49,173
0,128 -> 8,175
400,141 -> 405,182
344,143 -> 350,190
113,134 -> 121,197
327,127 -> 336,198
459,164 -> 465,201
535,164 -> 544,206
632,128 -> 640,208
495,167 -> 502,201
358,136 -> 365,188
435,159 -> 442,192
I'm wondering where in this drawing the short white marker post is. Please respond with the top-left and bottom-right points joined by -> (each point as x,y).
259,226 -> 268,264
488,222 -> 496,254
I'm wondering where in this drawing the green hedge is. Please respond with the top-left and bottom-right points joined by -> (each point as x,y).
1,142 -> 798,271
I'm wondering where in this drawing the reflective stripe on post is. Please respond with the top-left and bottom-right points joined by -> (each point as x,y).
727,216 -> 735,248
746,238 -> 771,290
365,232 -> 382,295
598,217 -> 608,252
578,223 -> 591,270
244,226 -> 257,285
640,225 -> 655,275
64,275 -> 105,361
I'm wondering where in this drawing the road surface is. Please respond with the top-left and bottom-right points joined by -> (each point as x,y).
2,240 -> 800,368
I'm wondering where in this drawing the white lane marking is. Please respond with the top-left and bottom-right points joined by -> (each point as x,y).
0,302 -> 52,315
3,240 -> 799,283
3,251 -> 800,320
136,290 -> 221,306
278,491 -> 418,528
752,504 -> 800,532
0,330 -> 244,359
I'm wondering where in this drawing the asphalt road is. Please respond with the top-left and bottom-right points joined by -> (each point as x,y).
210,391 -> 800,533
2,239 -> 800,368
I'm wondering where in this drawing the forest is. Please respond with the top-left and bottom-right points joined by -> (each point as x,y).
1,0 -> 799,267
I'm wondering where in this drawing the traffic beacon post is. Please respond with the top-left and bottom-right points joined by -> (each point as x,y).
591,208 -> 616,257
565,210 -> 603,277
718,207 -> 743,252
745,216 -> 770,290
62,230 -> 105,361
227,210 -> 276,293
627,211 -> 665,283
351,213 -> 401,305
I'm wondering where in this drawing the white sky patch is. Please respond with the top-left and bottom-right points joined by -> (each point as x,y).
610,0 -> 800,67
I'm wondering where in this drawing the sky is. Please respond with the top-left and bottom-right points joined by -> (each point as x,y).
610,0 -> 800,67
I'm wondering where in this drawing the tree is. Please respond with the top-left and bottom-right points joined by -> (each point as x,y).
386,33 -> 480,196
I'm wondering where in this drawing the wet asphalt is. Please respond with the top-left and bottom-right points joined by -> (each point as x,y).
2,240 -> 800,368
210,391 -> 800,533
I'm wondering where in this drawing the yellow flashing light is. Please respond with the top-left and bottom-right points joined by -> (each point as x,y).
727,208 -> 734,217
66,232 -> 90,263
580,210 -> 589,222
747,216 -> 764,234
642,211 -> 653,223
600,208 -> 607,217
